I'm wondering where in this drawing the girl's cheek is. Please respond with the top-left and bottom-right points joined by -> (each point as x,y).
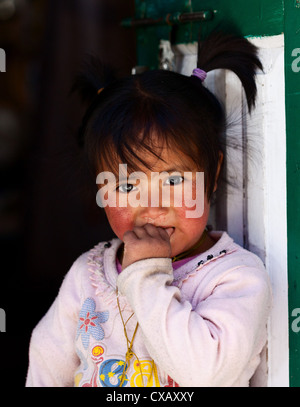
175,206 -> 206,230
104,206 -> 135,240
175,193 -> 210,230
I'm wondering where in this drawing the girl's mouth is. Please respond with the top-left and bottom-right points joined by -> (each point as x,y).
162,227 -> 175,237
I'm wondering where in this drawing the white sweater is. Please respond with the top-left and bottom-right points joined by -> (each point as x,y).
26,231 -> 272,387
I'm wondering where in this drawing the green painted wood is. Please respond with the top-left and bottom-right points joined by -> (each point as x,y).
284,0 -> 300,388
132,0 -> 284,69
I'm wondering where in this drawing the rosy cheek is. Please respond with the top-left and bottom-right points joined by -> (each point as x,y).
174,195 -> 210,231
104,207 -> 135,240
176,206 -> 205,230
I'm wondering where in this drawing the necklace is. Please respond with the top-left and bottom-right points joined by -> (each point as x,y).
116,291 -> 158,387
172,229 -> 207,263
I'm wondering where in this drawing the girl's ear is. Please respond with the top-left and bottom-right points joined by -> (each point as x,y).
213,151 -> 224,193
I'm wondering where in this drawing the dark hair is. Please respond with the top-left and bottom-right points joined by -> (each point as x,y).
72,33 -> 262,200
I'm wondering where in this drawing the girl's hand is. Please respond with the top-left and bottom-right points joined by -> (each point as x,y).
122,224 -> 173,269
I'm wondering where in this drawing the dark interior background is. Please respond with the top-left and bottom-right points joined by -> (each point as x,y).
0,0 -> 136,386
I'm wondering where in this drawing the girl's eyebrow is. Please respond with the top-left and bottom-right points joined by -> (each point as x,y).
159,163 -> 199,173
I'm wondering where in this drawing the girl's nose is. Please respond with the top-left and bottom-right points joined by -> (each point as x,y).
139,206 -> 169,223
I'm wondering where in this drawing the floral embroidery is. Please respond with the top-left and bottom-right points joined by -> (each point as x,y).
76,298 -> 109,349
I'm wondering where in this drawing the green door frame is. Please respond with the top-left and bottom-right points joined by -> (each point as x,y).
284,0 -> 300,387
125,0 -> 300,386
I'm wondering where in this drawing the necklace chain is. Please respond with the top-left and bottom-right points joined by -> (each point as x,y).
116,291 -> 157,387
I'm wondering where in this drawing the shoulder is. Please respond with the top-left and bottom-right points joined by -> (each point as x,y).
207,231 -> 265,269
202,232 -> 269,287
66,238 -> 121,278
53,238 -> 120,301
174,231 -> 266,284
197,231 -> 267,279
175,231 -> 271,300
177,232 -> 271,318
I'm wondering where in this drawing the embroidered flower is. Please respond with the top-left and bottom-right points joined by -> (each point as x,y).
76,298 -> 109,349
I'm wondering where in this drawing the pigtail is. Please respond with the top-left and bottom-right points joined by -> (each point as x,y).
71,55 -> 116,104
197,32 -> 263,111
71,56 -> 117,146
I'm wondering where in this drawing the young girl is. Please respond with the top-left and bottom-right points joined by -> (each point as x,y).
26,33 -> 271,387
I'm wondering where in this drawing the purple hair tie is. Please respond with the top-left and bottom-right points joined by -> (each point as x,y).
192,68 -> 207,82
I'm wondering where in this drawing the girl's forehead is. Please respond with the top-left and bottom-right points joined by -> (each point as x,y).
142,145 -> 197,171
101,141 -> 199,176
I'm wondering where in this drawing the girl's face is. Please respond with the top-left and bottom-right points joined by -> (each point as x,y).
99,141 -> 216,258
